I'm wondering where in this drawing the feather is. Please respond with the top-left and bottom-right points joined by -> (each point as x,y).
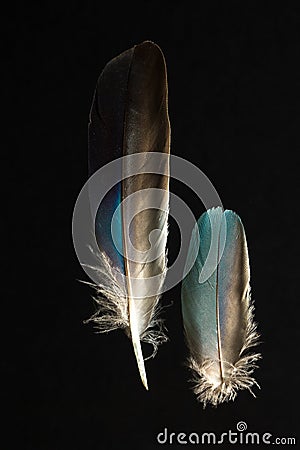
86,41 -> 170,389
181,207 -> 260,406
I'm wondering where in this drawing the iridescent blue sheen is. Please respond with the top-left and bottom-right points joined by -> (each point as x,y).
95,183 -> 124,272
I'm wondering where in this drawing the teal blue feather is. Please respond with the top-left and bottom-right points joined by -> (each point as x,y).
182,207 -> 260,406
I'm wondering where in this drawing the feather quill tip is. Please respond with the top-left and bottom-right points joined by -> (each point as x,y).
132,338 -> 149,390
83,250 -> 168,390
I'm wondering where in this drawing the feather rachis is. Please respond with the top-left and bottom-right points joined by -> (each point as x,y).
120,42 -> 170,387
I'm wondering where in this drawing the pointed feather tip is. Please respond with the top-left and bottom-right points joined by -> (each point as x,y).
138,364 -> 149,391
197,208 -> 245,272
132,339 -> 149,390
135,40 -> 164,54
224,209 -> 245,229
111,40 -> 165,65
133,41 -> 167,69
199,207 -> 244,223
142,376 -> 149,391
197,206 -> 224,284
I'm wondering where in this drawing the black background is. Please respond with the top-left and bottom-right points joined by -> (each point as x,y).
4,3 -> 300,449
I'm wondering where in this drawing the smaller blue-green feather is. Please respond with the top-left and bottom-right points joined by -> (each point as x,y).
182,207 -> 260,406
